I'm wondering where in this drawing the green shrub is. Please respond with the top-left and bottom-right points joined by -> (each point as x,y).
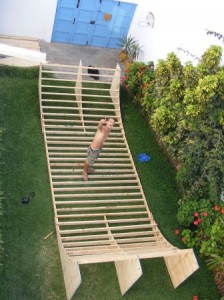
122,46 -> 224,203
180,201 -> 224,257
121,61 -> 155,111
121,44 -> 224,274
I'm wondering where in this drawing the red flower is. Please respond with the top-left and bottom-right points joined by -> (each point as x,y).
193,296 -> 199,300
197,218 -> 202,223
214,205 -> 220,211
193,220 -> 199,225
181,237 -> 186,242
175,229 -> 180,235
221,208 -> 224,214
203,212 -> 208,217
194,212 -> 199,217
125,84 -> 129,88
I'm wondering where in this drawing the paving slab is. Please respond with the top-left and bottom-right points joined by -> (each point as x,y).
39,40 -> 122,69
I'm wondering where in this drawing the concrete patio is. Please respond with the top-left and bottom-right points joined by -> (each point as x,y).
0,35 -> 122,70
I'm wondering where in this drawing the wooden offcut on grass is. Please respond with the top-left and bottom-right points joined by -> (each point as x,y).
0,66 -> 221,300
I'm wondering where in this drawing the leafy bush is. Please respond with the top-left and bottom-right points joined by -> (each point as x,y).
121,61 -> 155,111
124,45 -> 224,202
121,44 -> 224,277
180,201 -> 224,256
177,199 -> 224,294
207,254 -> 224,295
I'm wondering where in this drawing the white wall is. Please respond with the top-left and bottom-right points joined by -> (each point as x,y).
0,0 -> 57,42
128,0 -> 224,65
0,0 -> 223,65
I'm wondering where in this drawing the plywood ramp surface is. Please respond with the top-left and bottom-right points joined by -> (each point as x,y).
39,62 -> 199,299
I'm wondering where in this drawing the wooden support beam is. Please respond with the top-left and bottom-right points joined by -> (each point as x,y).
75,61 -> 85,132
110,63 -> 121,118
115,258 -> 142,295
164,249 -> 199,288
57,231 -> 81,300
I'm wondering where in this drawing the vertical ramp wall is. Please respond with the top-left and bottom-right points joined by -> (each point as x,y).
39,62 -> 199,300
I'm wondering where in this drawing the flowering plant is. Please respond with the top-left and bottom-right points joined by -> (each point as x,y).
121,61 -> 155,110
176,199 -> 224,258
176,199 -> 224,295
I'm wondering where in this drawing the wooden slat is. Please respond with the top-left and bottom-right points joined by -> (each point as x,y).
57,211 -> 149,218
53,180 -> 139,186
55,199 -> 144,205
59,224 -> 155,235
42,100 -> 117,106
49,152 -> 129,157
42,85 -> 118,92
51,169 -> 134,173
74,249 -> 192,264
50,163 -> 132,168
54,186 -> 139,194
56,207 -> 145,212
52,173 -> 135,178
57,217 -> 151,226
54,192 -> 142,198
64,240 -> 169,251
56,205 -> 146,211
60,230 -> 160,241
62,236 -> 162,247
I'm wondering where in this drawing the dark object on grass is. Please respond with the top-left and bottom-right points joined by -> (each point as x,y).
22,192 -> 35,204
88,65 -> 100,80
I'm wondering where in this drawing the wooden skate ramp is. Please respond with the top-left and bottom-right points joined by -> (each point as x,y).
39,62 -> 198,300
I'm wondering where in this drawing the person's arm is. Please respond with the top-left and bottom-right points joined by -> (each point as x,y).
98,118 -> 106,131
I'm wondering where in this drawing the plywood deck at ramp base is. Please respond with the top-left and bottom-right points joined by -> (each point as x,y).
39,62 -> 199,300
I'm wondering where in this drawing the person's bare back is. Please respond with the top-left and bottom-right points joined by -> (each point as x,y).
83,118 -> 115,180
91,126 -> 109,149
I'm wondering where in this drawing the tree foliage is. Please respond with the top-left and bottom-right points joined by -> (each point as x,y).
122,45 -> 224,271
123,45 -> 224,202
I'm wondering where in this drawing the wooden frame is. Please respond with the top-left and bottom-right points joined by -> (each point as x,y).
39,62 -> 199,300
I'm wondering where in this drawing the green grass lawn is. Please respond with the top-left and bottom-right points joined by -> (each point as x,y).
0,66 -> 221,300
